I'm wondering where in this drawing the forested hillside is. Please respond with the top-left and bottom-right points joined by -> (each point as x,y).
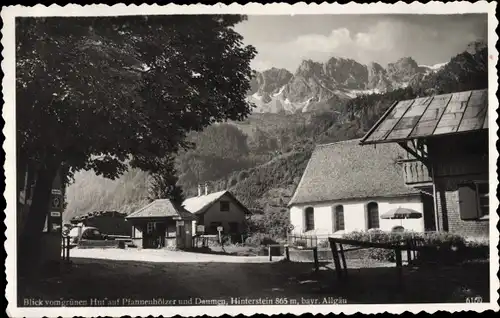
65,44 -> 488,233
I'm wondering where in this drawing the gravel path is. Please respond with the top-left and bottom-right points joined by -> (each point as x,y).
70,247 -> 285,263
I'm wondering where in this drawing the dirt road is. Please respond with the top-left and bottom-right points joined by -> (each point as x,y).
18,249 -> 489,306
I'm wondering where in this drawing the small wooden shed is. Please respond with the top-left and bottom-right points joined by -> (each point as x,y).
126,199 -> 196,249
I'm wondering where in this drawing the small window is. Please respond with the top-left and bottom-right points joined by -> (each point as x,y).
367,202 -> 379,229
334,205 -> 345,231
146,222 -> 155,234
220,201 -> 230,212
305,207 -> 315,231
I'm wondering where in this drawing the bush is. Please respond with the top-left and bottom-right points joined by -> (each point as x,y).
318,239 -> 330,249
292,239 -> 308,248
341,230 -> 470,263
244,233 -> 278,247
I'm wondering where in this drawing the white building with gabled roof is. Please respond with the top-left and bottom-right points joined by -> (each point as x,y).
182,184 -> 250,238
288,138 -> 430,236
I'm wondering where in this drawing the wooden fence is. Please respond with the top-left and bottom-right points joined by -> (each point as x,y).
287,233 -> 331,248
328,237 -> 425,289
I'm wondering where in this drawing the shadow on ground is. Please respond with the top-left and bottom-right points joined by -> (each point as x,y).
18,258 -> 489,306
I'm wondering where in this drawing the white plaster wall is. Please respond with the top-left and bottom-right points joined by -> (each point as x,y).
132,226 -> 142,238
289,206 -> 305,233
289,196 -> 425,235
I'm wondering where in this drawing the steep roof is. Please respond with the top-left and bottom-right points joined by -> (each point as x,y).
182,190 -> 250,215
361,89 -> 488,145
126,199 -> 195,220
288,139 -> 419,206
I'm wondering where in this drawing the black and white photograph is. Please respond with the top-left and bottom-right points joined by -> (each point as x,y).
3,2 -> 499,317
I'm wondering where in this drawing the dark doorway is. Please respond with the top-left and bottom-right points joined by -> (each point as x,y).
143,222 -> 166,249
422,187 -> 436,231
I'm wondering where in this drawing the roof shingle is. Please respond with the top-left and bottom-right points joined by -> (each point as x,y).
288,139 -> 418,206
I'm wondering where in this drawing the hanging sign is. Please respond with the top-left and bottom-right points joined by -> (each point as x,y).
51,195 -> 62,210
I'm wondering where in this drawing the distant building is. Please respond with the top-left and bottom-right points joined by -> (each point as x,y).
182,185 -> 250,239
126,199 -> 195,249
70,211 -> 132,237
288,139 -> 429,236
361,89 -> 490,238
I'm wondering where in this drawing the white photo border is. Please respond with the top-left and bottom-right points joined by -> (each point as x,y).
2,2 -> 499,317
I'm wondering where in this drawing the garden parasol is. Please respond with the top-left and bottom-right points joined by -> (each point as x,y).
380,207 -> 423,227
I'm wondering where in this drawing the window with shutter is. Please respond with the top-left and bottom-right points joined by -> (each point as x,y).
458,184 -> 480,220
305,207 -> 315,231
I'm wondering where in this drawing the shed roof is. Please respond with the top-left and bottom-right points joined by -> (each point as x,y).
361,89 -> 488,145
288,139 -> 418,206
126,199 -> 195,220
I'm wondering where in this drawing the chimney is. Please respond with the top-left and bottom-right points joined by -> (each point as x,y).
197,184 -> 202,197
205,182 -> 209,195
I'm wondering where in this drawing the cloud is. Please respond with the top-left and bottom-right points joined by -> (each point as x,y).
252,20 -> 422,71
289,21 -> 407,63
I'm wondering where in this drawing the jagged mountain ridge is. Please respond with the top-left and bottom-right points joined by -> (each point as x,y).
248,56 -> 448,114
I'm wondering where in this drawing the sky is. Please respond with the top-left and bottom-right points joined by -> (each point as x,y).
234,14 -> 487,72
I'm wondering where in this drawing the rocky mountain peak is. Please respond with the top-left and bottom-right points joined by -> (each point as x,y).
386,56 -> 423,85
256,67 -> 292,95
246,39 -> 484,114
295,59 -> 324,77
323,57 -> 368,89
466,39 -> 487,55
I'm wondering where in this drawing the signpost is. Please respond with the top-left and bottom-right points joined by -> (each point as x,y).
217,226 -> 223,244
49,190 -> 63,234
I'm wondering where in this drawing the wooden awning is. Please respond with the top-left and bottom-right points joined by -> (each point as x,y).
360,89 -> 488,145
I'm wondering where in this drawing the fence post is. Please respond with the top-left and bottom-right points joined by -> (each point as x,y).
61,237 -> 65,261
313,247 -> 319,272
395,247 -> 403,289
339,243 -> 347,276
268,245 -> 272,262
329,239 -> 343,281
406,239 -> 412,265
